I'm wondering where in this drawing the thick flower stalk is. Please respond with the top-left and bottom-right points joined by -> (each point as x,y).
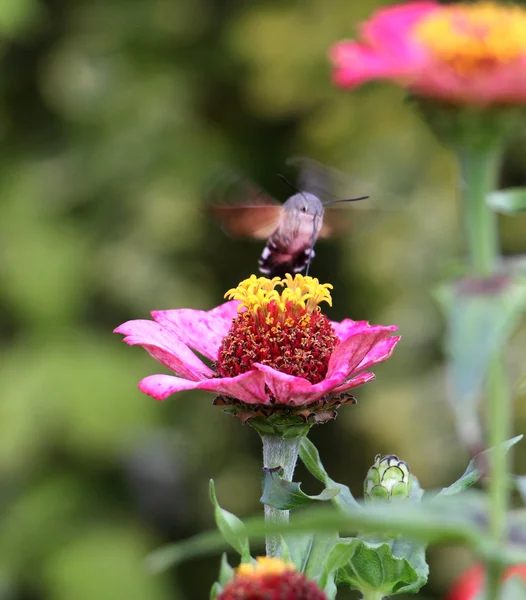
114,274 -> 400,425
330,1 -> 526,106
217,557 -> 327,600
364,454 -> 412,503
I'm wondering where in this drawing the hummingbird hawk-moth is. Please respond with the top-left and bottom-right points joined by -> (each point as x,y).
208,158 -> 369,278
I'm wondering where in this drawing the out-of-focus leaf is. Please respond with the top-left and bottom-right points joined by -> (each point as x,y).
435,277 -> 526,447
218,553 -> 234,586
209,480 -> 250,562
439,436 -> 523,497
260,467 -> 339,510
487,188 -> 526,214
209,582 -> 221,600
299,438 -> 361,512
515,476 -> 526,505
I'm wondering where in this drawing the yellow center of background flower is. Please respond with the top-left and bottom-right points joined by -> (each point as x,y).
414,2 -> 526,74
237,557 -> 295,579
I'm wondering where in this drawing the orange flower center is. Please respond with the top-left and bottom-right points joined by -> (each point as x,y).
414,2 -> 526,74
216,275 -> 337,385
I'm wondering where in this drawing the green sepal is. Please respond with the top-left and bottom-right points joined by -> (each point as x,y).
438,435 -> 523,496
435,276 -> 526,446
260,466 -> 339,510
209,480 -> 250,562
209,582 -> 221,600
335,539 -> 427,595
299,437 -> 361,512
487,188 -> 526,214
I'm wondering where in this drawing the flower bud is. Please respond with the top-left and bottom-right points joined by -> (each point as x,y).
364,454 -> 412,503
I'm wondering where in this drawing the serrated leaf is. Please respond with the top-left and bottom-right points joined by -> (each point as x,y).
260,467 -> 339,510
336,539 -> 427,595
435,278 -> 526,448
299,438 -> 361,513
438,436 -> 523,496
209,480 -> 250,561
487,188 -> 526,214
218,553 -> 234,586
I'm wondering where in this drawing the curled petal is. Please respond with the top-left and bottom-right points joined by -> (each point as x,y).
114,319 -> 214,381
355,335 -> 401,373
152,300 -> 240,361
327,325 -> 398,381
198,370 -> 268,404
332,371 -> 376,394
253,363 -> 346,407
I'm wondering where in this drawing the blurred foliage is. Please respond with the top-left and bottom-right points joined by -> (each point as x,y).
0,0 -> 525,599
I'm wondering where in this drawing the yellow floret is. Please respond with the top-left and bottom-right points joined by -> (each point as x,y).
225,274 -> 333,316
415,2 -> 526,73
236,557 -> 295,579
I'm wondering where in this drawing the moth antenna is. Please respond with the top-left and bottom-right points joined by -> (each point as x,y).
277,173 -> 302,195
324,195 -> 369,206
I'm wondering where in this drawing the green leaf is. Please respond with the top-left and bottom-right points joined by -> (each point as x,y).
438,435 -> 523,496
335,539 -> 427,595
280,536 -> 292,563
487,188 -> 526,214
209,582 -> 221,600
218,553 -> 234,586
435,277 -> 526,447
303,532 -> 339,581
209,480 -> 250,561
299,438 -> 361,512
260,467 -> 339,510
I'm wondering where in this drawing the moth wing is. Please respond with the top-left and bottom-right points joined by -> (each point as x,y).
318,207 -> 353,239
206,172 -> 282,239
209,205 -> 282,239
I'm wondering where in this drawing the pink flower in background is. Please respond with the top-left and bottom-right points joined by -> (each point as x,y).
330,1 -> 526,106
114,275 -> 399,421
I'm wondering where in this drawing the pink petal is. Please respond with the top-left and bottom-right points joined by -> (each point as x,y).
331,319 -> 369,342
330,2 -> 437,91
355,335 -> 401,372
139,374 -> 203,401
253,363 -> 343,407
198,370 -> 268,405
139,370 -> 269,404
114,319 -> 214,381
151,300 -> 240,361
360,1 -> 438,49
327,325 -> 398,381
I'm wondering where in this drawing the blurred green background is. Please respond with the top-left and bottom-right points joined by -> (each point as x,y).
1,0 -> 526,598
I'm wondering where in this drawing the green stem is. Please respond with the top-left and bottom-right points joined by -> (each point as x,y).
261,434 -> 303,557
457,148 -> 501,276
457,146 -> 509,600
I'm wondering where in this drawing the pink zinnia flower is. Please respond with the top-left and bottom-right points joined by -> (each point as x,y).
330,1 -> 526,106
114,274 -> 399,423
218,557 -> 326,600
